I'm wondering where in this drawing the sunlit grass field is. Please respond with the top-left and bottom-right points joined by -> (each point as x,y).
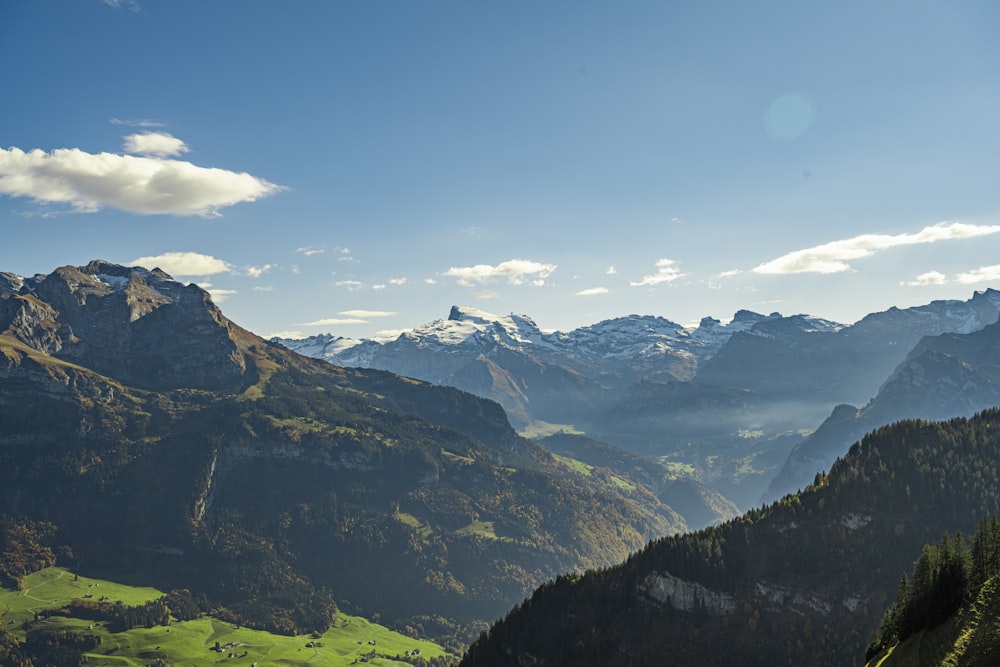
0,567 -> 454,666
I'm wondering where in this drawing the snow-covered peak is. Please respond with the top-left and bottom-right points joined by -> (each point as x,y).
272,332 -> 378,367
409,306 -> 546,348
448,305 -> 502,324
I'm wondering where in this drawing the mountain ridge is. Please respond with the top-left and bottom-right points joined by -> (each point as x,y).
280,291 -> 1000,515
0,260 -> 688,648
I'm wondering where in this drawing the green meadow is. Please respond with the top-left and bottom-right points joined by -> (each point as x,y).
0,568 -> 454,666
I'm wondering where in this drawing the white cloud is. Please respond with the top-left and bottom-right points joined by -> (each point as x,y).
606,266 -> 617,275
577,287 -> 609,296
389,277 -> 407,286
245,264 -> 274,278
123,132 -> 188,157
630,259 -> 684,286
196,281 -> 236,303
297,247 -> 326,256
445,259 -> 556,287
424,278 -> 438,285
301,317 -> 368,326
104,0 -> 140,11
718,269 -> 742,278
253,286 -> 274,292
752,222 -> 1000,275
955,265 -> 1000,285
903,271 -> 948,286
0,145 -> 282,217
129,251 -> 232,276
339,310 -> 397,318
335,280 -> 364,291
474,290 -> 498,299
111,118 -> 164,128
207,288 -> 236,302
372,284 -> 386,291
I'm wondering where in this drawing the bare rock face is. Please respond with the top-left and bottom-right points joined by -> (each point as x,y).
0,260 -> 251,392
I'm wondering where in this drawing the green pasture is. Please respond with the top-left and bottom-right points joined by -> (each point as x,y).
0,568 -> 454,666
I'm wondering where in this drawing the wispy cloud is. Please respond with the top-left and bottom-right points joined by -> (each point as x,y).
577,287 -> 609,296
753,222 -> 1000,275
389,277 -> 407,286
334,280 -> 364,291
955,265 -> 1000,284
299,310 -> 396,328
129,251 -> 232,276
104,0 -> 140,12
208,289 -> 236,302
339,310 -> 397,318
123,132 -> 188,157
630,259 -> 684,286
111,118 -> 164,128
606,266 -> 617,275
0,144 -> 282,217
718,269 -> 742,278
297,247 -> 326,256
253,285 -> 274,292
301,317 -> 368,326
424,278 -> 438,285
196,282 -> 236,303
474,290 -> 498,299
445,259 -> 556,287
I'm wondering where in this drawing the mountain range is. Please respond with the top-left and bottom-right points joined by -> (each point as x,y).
7,260 -> 1000,664
0,260 -> 689,648
279,291 -> 1000,511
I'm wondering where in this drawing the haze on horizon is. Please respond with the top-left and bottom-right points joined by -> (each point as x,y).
3,1 -> 1000,339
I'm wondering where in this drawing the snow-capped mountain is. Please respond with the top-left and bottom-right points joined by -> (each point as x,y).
279,305 -> 774,387
276,305 -> 785,429
278,290 -> 1000,511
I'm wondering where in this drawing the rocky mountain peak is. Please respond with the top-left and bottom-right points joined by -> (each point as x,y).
731,309 -> 771,324
0,260 -> 252,392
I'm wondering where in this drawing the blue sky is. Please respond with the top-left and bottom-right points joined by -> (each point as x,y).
3,1 -> 1000,339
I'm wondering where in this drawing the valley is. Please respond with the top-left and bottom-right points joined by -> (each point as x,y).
5,261 -> 1000,666
279,291 -> 1000,513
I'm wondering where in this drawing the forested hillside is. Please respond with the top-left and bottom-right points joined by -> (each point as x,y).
460,410 -> 1000,666
0,262 -> 686,650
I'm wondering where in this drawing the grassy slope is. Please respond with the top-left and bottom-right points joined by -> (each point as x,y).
0,568 -> 454,666
866,576 -> 1000,667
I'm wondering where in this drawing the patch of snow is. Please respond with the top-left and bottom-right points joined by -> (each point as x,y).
96,273 -> 129,291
